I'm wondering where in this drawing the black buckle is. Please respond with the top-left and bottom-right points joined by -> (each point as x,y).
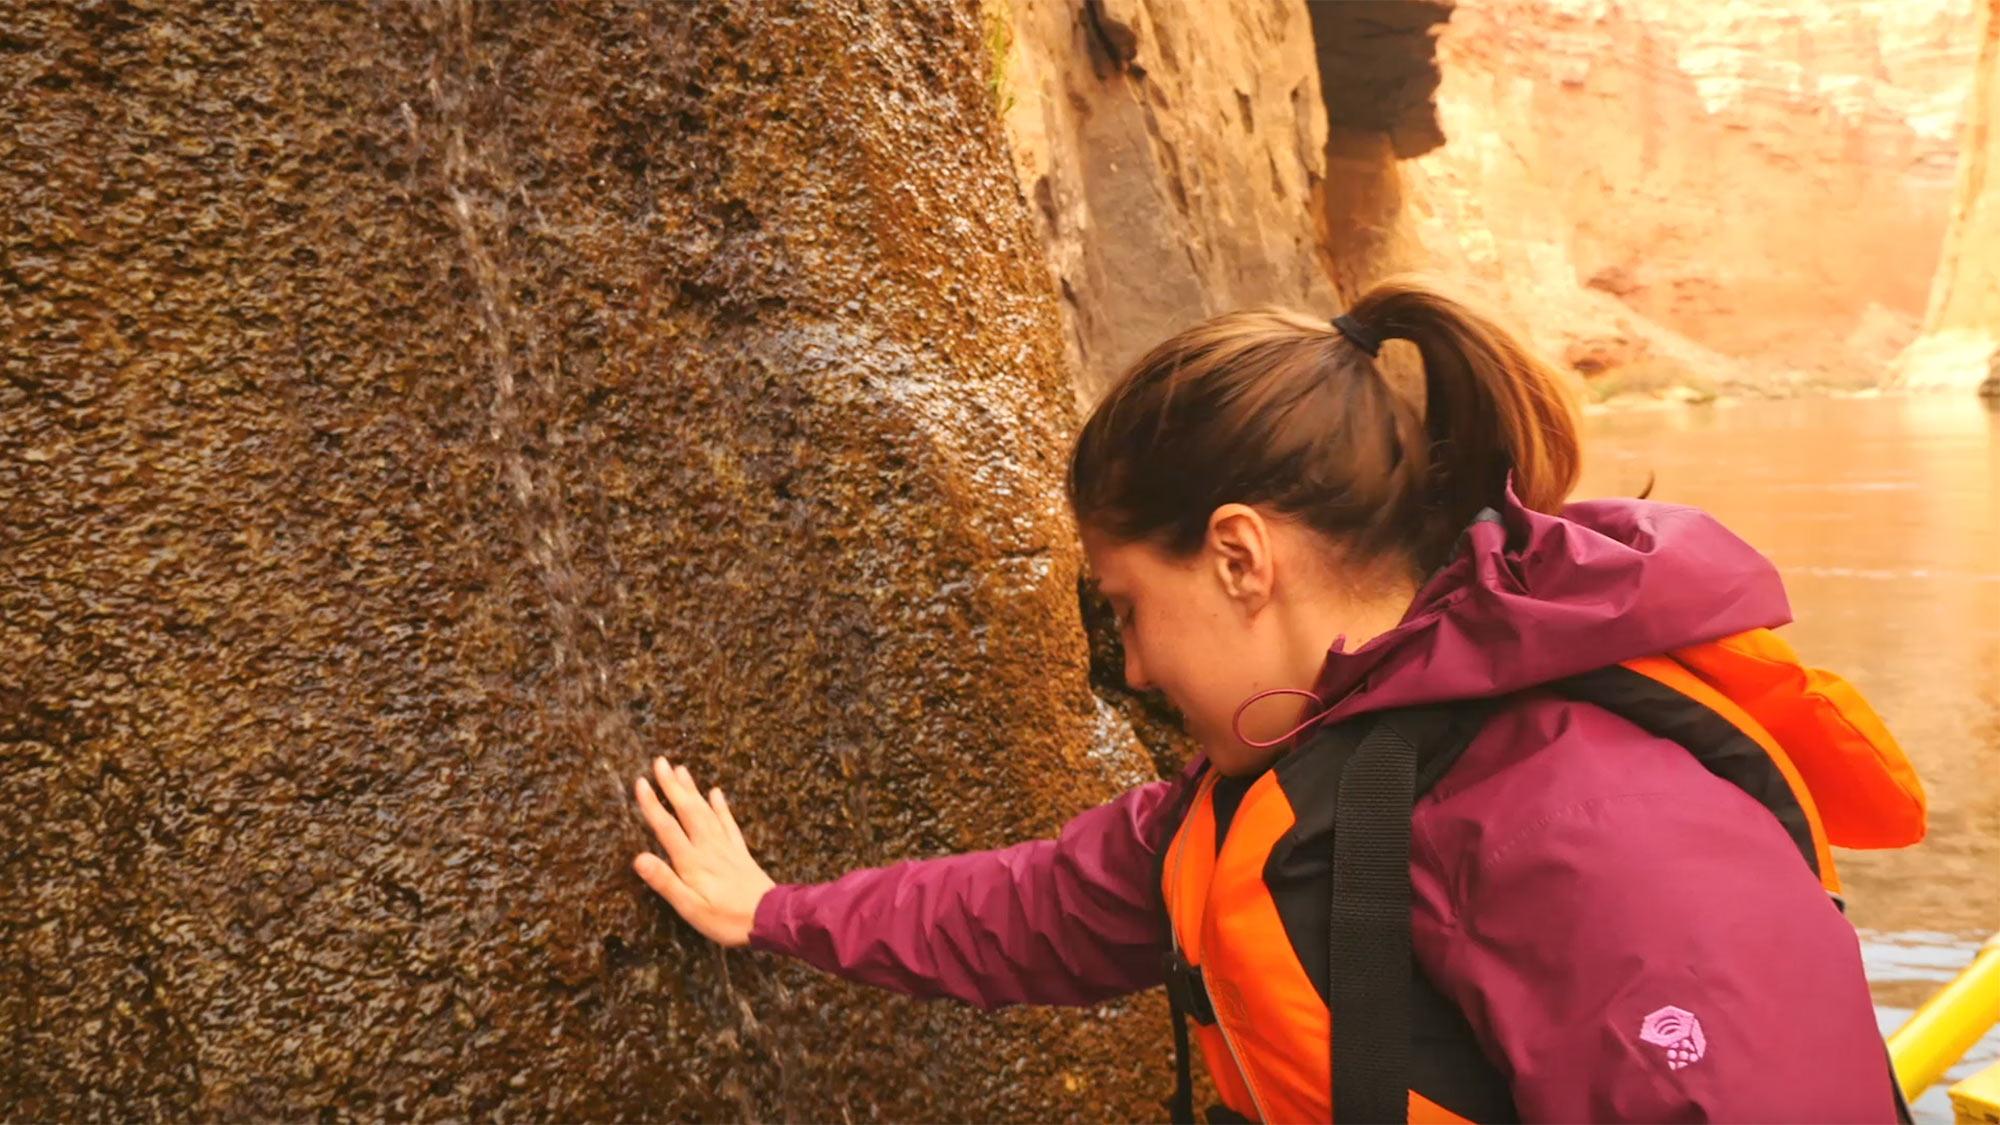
1163,950 -> 1217,1026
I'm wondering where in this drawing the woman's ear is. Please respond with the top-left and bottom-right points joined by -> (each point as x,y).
1205,504 -> 1275,612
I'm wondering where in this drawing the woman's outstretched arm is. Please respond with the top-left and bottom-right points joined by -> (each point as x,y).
633,757 -> 1187,1009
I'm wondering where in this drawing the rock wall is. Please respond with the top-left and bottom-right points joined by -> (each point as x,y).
1308,1 -> 1453,159
990,0 -> 1982,402
1410,0 -> 1979,392
1896,0 -> 2000,393
989,0 -> 1344,402
986,0 -> 1459,404
0,1 -> 1163,1119
1307,2 -> 1454,298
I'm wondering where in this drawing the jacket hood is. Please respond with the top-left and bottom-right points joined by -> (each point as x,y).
1308,488 -> 1792,726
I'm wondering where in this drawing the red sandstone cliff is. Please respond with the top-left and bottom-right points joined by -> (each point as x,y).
1414,0 -> 1977,393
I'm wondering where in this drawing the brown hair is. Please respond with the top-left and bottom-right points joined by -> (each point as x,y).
1067,276 -> 1580,575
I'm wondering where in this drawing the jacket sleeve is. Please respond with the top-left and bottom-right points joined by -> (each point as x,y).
1436,780 -> 1900,1123
747,775 -> 1187,1010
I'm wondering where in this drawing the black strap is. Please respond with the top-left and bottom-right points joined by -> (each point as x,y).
1329,713 -> 1421,1124
1163,949 -> 1212,1122
1164,953 -> 1217,1026
1167,980 -> 1196,1125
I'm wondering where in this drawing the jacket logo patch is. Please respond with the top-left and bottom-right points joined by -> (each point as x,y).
1639,1005 -> 1707,1070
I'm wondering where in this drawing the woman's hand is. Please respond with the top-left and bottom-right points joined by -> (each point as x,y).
632,757 -> 775,948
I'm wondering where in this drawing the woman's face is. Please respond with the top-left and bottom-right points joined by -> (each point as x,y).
1081,514 -> 1314,776
1082,508 -> 1419,777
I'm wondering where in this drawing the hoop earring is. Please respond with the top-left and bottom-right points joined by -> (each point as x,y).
1231,686 -> 1335,750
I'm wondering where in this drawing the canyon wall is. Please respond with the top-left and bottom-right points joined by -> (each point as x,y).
994,0 -> 1980,401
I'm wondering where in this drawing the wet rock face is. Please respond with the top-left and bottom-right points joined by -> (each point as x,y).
0,1 -> 1164,1119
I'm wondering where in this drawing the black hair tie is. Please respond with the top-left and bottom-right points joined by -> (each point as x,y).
1331,313 -> 1383,357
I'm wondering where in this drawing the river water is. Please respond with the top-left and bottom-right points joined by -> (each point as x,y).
1579,394 -> 2000,1117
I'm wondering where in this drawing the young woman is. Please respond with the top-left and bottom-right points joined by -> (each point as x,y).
631,279 -> 1923,1123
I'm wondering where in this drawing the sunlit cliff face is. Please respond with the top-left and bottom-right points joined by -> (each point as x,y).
1410,0 -> 1978,391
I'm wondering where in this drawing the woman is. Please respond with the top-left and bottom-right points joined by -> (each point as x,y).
632,279 -> 1922,1122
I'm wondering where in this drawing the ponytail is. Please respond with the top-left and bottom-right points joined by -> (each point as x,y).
1069,277 -> 1580,577
1349,278 -> 1580,562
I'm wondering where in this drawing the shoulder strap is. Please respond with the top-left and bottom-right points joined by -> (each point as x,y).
1327,712 -> 1421,1123
1157,703 -> 1489,1125
1329,704 -> 1490,1124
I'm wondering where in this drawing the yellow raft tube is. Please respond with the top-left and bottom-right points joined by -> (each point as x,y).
1888,931 -> 2000,1123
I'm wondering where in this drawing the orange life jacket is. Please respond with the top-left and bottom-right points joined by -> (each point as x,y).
1158,627 -> 1926,1123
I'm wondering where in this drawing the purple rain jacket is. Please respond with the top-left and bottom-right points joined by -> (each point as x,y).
749,494 -> 1901,1122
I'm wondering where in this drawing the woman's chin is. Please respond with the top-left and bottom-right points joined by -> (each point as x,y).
1202,741 -> 1285,778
